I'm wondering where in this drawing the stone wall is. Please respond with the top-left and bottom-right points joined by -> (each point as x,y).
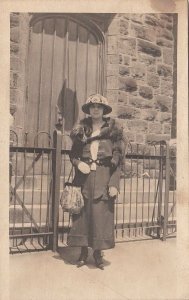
10,13 -> 176,146
107,13 -> 176,144
10,13 -> 30,144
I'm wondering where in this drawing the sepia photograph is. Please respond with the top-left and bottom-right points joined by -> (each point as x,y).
0,1 -> 188,299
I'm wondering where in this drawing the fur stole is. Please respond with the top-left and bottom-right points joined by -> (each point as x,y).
70,117 -> 123,144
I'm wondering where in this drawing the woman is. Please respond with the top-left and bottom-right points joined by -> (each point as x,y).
67,94 -> 124,270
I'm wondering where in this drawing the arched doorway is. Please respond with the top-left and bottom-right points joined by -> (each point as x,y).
25,14 -> 105,146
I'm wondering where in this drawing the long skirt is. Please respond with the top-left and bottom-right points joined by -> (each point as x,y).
67,171 -> 115,250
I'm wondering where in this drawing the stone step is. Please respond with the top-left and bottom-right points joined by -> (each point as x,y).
9,202 -> 176,225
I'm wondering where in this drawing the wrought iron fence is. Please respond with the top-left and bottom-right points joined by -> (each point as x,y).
58,137 -> 176,246
9,130 -> 176,253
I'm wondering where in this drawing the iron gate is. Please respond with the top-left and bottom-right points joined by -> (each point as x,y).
9,129 -> 176,254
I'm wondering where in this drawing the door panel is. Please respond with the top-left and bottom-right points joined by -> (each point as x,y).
26,15 -> 104,146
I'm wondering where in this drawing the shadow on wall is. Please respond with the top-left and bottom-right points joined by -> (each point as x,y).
57,80 -> 79,131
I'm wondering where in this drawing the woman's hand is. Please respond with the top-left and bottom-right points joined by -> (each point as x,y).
78,162 -> 90,174
108,186 -> 118,198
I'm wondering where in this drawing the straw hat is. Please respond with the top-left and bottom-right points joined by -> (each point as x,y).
82,94 -> 112,115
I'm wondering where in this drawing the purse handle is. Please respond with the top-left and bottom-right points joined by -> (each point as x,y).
64,165 -> 74,186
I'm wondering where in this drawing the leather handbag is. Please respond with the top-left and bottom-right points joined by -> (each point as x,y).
60,168 -> 84,214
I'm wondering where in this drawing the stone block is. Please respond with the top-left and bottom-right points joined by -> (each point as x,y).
163,123 -> 171,134
130,24 -> 156,42
166,23 -> 173,30
129,96 -> 154,109
119,37 -> 136,56
157,64 -> 172,77
147,65 -> 156,72
117,105 -> 140,120
108,54 -> 119,64
138,40 -> 161,57
139,86 -> 153,99
158,20 -> 166,28
119,54 -> 123,64
118,91 -> 128,104
124,131 -> 135,142
130,14 -> 144,24
144,15 -> 160,26
108,19 -> 119,35
147,72 -> 160,89
131,62 -> 146,79
123,55 -> 130,65
156,38 -> 173,48
106,90 -> 118,103
161,80 -> 173,97
10,27 -> 20,43
160,112 -> 172,122
107,76 -> 118,89
127,120 -> 148,132
136,134 -> 145,144
146,134 -> 170,143
160,14 -> 173,23
108,36 -> 117,54
155,95 -> 172,112
153,88 -> 161,96
163,48 -> 173,65
107,64 -> 119,76
138,53 -> 155,66
158,28 -> 173,41
119,65 -> 130,76
148,122 -> 162,134
119,77 -> 137,92
142,110 -> 157,121
118,14 -> 130,20
120,19 -> 129,35
10,14 -> 20,27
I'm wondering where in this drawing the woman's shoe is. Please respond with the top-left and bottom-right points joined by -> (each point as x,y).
93,250 -> 104,270
77,247 -> 88,268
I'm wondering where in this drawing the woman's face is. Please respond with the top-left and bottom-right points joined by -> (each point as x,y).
89,103 -> 104,120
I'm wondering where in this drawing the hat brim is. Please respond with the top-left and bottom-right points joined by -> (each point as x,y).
82,103 -> 112,115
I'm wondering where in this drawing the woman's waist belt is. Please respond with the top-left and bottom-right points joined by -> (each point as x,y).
81,156 -> 112,167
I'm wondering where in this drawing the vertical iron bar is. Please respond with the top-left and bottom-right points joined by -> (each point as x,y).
153,146 -> 157,227
141,149 -> 145,235
45,151 -> 51,241
122,149 -> 126,238
50,129 -> 62,252
21,149 -> 27,236
37,20 -> 44,144
135,145 -> 139,237
163,142 -> 170,241
30,149 -> 36,242
129,149 -> 133,238
12,149 -> 18,244
115,196 -> 118,239
147,153 -> 151,228
157,143 -> 163,238
39,150 -> 44,232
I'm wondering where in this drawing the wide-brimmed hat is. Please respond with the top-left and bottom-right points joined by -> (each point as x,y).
82,94 -> 112,115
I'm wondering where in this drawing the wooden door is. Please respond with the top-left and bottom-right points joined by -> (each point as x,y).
25,15 -> 104,146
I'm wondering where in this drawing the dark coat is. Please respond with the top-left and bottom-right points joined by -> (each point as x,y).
69,117 -> 125,200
